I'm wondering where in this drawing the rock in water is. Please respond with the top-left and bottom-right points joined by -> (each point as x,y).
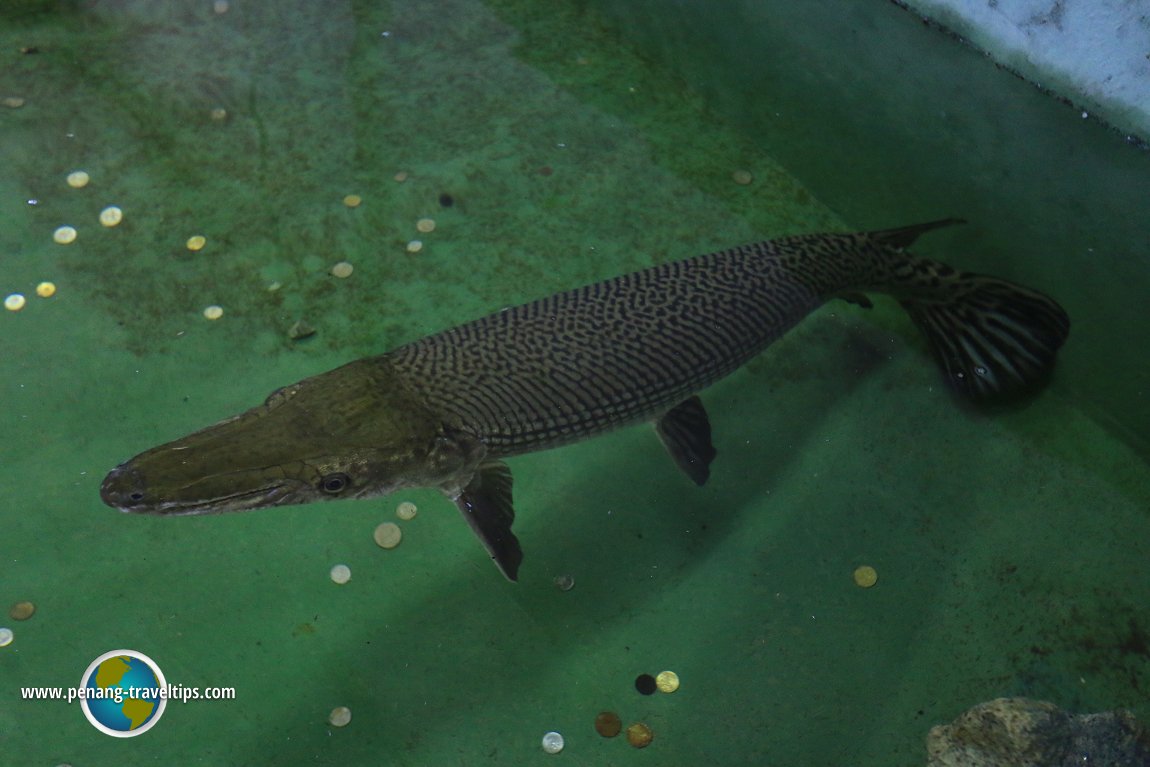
288,320 -> 316,341
926,697 -> 1150,767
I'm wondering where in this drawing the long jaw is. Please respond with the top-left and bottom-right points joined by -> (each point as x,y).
99,461 -> 315,516
100,455 -> 400,515
125,483 -> 301,516
99,358 -> 445,516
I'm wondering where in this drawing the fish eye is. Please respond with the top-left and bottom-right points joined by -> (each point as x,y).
319,472 -> 351,495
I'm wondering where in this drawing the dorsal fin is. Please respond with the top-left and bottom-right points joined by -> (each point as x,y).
867,218 -> 966,250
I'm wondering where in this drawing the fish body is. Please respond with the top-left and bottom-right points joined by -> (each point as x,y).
101,220 -> 1069,579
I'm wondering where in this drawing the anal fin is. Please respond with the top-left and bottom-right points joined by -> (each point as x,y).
655,396 -> 717,486
453,462 -> 523,581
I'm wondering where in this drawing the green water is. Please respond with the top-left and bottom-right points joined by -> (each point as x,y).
1,1 -> 1147,765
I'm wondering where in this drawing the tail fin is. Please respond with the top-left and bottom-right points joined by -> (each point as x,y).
899,268 -> 1070,401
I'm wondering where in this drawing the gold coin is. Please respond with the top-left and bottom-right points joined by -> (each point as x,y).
330,261 -> 354,278
36,282 -> 56,298
373,522 -> 402,549
395,501 -> 417,520
66,170 -> 90,188
406,239 -> 423,253
99,206 -> 123,227
655,670 -> 680,693
9,601 -> 35,620
626,722 -> 653,748
329,706 -> 351,727
186,235 -> 206,251
416,217 -> 436,233
53,226 -> 77,244
853,565 -> 878,588
5,294 -> 26,311
342,194 -> 362,208
202,305 -> 224,321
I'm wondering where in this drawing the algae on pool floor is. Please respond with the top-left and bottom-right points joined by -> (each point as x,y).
0,1 -> 1147,766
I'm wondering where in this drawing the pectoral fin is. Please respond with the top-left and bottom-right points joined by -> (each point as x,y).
655,396 -> 717,486
453,461 -> 523,581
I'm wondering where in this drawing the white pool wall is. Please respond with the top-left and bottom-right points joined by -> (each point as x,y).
899,0 -> 1150,140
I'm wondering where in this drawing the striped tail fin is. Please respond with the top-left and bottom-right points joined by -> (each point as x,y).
898,270 -> 1070,401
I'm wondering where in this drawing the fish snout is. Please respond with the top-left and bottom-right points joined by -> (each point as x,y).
100,463 -> 150,512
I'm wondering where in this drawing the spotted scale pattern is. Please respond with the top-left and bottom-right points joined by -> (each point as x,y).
386,231 -> 890,457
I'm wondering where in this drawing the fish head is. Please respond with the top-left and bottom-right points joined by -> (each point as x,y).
100,359 -> 472,515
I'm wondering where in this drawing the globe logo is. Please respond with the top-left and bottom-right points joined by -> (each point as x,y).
79,650 -> 167,737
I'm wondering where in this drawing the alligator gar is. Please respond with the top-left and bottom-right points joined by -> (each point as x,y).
100,219 -> 1069,580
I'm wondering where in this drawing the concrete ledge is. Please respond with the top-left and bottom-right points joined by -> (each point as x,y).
897,0 -> 1150,141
